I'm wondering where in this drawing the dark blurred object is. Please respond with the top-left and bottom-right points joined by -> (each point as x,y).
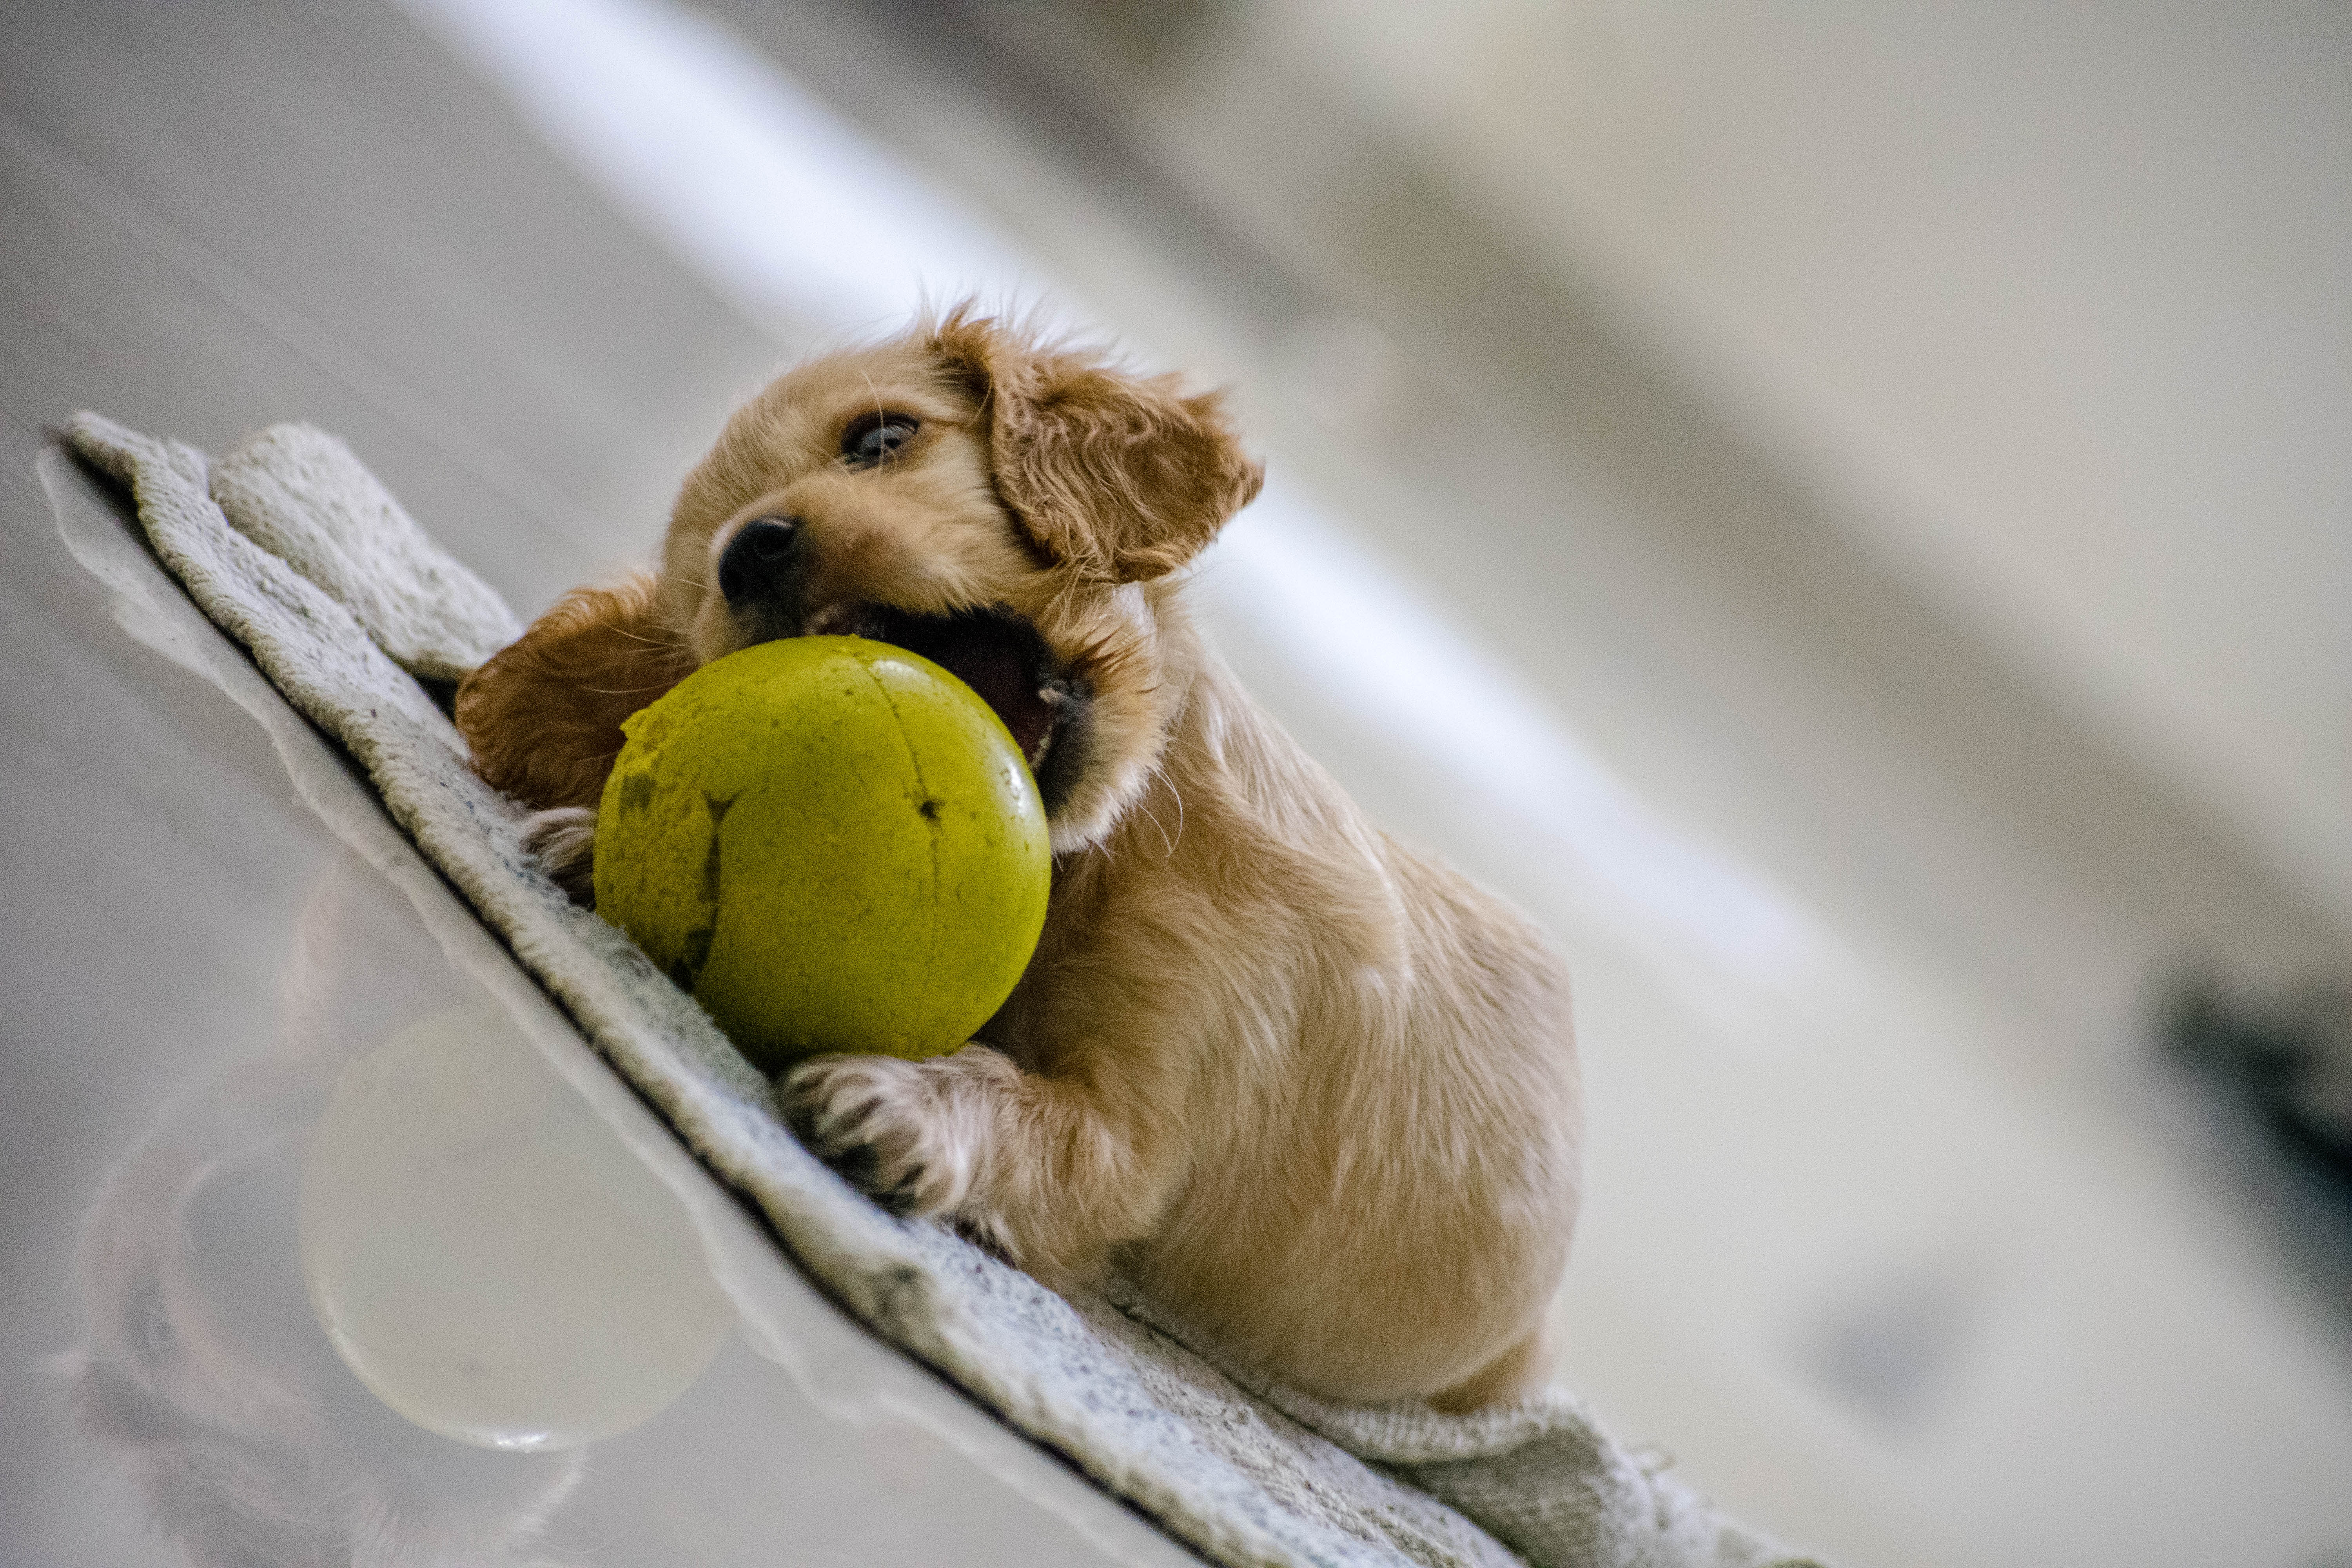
2171,983 -> 2352,1189
2169,980 -> 2352,1300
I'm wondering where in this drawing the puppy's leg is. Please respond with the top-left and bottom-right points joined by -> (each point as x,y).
1426,1325 -> 1553,1413
781,1044 -> 1178,1286
456,572 -> 688,811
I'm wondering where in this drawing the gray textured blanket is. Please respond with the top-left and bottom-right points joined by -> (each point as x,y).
65,412 -> 1824,1568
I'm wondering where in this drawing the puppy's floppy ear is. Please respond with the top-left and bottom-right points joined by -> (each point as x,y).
454,571 -> 691,811
936,311 -> 1265,583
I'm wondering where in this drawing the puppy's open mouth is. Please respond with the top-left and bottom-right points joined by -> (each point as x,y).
801,602 -> 1089,804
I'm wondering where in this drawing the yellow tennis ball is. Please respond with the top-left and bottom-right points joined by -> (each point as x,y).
593,637 -> 1051,1073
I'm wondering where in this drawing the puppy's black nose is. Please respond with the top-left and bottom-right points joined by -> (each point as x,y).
717,516 -> 800,611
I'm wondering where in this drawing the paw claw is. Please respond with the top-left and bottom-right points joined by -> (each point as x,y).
779,1054 -> 969,1218
522,806 -> 598,904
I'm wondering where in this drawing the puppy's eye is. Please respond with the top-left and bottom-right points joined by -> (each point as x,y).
842,413 -> 919,468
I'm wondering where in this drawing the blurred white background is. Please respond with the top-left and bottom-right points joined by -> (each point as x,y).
1293,0 -> 2352,937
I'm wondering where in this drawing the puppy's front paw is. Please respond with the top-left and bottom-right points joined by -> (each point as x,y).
780,1055 -> 971,1218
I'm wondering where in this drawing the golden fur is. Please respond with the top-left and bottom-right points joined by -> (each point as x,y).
455,309 -> 1581,1408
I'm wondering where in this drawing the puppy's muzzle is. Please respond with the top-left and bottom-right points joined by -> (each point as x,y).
708,514 -> 1095,816
717,515 -> 804,639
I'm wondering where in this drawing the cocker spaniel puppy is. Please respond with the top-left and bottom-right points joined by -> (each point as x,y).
457,309 -> 1581,1410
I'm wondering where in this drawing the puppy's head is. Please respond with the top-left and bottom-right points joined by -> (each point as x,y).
655,309 -> 1262,850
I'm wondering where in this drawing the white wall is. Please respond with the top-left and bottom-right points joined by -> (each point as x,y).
1284,0 -> 2352,935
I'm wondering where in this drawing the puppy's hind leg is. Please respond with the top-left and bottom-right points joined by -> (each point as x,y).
1426,1323 -> 1553,1414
